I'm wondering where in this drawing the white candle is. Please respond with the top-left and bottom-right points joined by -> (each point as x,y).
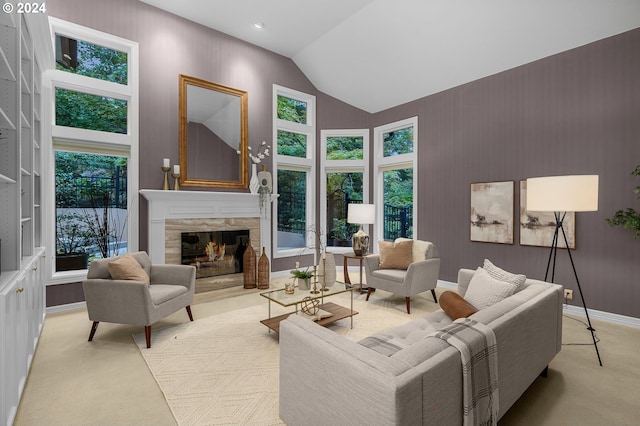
173,164 -> 180,174
314,249 -> 317,266
163,158 -> 170,168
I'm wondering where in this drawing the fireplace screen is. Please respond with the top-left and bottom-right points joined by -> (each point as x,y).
181,230 -> 250,278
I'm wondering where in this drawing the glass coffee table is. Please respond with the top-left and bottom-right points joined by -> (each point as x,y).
259,282 -> 357,333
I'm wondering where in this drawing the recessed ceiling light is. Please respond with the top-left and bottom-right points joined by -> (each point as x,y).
253,22 -> 265,30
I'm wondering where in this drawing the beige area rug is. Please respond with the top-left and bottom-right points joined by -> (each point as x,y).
133,292 -> 439,425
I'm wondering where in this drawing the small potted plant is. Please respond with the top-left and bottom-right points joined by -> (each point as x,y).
56,212 -> 90,271
290,262 -> 314,290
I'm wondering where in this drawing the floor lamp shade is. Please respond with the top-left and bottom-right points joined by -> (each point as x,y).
347,204 -> 375,256
526,175 -> 599,212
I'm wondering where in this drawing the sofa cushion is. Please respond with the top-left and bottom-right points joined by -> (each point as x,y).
371,268 -> 407,284
464,267 -> 517,310
359,311 -> 452,357
107,254 -> 150,283
483,259 -> 527,292
439,291 -> 477,320
378,240 -> 413,269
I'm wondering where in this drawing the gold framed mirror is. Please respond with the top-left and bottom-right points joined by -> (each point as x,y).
179,74 -> 248,188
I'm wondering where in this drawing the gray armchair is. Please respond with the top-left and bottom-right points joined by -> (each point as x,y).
363,240 -> 440,314
82,251 -> 196,348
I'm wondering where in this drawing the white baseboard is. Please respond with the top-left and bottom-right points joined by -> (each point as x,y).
436,279 -> 640,329
563,304 -> 640,328
46,301 -> 86,315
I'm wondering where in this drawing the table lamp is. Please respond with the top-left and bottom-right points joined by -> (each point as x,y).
347,204 -> 375,256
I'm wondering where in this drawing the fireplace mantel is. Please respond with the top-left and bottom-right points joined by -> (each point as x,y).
140,190 -> 271,264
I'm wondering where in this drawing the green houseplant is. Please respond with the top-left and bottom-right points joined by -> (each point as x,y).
606,165 -> 640,239
291,262 -> 314,290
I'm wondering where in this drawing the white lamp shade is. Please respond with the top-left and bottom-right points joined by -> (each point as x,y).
347,204 -> 375,224
526,175 -> 599,212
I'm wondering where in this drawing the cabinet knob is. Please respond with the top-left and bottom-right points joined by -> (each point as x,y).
16,288 -> 25,293
32,265 -> 38,271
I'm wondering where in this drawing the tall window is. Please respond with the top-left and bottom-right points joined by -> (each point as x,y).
47,18 -> 138,281
320,129 -> 369,252
273,85 -> 315,257
373,117 -> 417,242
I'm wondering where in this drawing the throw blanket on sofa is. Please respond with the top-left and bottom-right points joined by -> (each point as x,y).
428,318 -> 499,426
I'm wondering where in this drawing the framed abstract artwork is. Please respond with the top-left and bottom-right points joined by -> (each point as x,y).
470,181 -> 514,244
519,180 -> 575,248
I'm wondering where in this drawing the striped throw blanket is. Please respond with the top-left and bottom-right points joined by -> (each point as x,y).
429,318 -> 499,426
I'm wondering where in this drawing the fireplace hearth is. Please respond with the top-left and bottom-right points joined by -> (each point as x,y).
181,230 -> 250,279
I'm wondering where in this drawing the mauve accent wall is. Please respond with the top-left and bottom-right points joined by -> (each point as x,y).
45,0 -> 371,306
373,28 -> 640,318
46,0 -> 639,318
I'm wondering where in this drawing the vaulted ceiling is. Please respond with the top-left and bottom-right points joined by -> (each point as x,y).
141,0 -> 640,113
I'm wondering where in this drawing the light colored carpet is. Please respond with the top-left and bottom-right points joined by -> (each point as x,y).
131,292 -> 440,425
13,279 -> 640,425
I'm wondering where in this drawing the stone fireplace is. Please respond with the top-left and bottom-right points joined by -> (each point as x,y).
140,190 -> 271,291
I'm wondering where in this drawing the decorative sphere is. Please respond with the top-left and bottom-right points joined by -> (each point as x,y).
301,296 -> 320,316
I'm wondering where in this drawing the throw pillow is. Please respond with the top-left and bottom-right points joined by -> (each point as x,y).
439,291 -> 477,320
378,240 -> 413,270
483,259 -> 527,292
464,267 -> 517,310
395,238 -> 437,261
107,254 -> 150,283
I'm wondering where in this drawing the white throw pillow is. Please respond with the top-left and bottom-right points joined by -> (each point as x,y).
464,267 -> 518,310
395,238 -> 436,262
483,259 -> 527,292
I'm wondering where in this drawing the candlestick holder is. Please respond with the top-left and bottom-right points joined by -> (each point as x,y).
161,166 -> 170,190
172,172 -> 180,190
320,257 -> 329,291
310,265 -> 320,294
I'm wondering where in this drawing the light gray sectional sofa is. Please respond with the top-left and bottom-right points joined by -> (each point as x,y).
279,268 -> 563,425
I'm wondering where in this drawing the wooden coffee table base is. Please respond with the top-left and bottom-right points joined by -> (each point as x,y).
260,302 -> 358,334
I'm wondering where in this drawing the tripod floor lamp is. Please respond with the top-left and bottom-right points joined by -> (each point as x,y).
526,175 -> 602,367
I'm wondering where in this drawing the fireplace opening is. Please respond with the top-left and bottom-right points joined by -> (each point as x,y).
181,230 -> 250,279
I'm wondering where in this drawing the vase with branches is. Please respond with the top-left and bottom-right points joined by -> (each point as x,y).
81,190 -> 127,259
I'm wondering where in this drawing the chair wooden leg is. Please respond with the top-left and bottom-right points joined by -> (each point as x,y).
431,289 -> 438,303
405,297 -> 411,314
145,325 -> 151,348
366,287 -> 374,301
186,305 -> 194,321
88,321 -> 99,342
540,366 -> 549,378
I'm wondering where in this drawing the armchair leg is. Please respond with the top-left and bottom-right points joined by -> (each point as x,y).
366,287 -> 374,301
431,289 -> 438,303
405,297 -> 411,314
145,325 -> 152,348
186,305 -> 194,321
88,321 -> 100,342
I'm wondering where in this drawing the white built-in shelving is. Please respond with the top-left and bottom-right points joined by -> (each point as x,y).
0,5 -> 51,425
